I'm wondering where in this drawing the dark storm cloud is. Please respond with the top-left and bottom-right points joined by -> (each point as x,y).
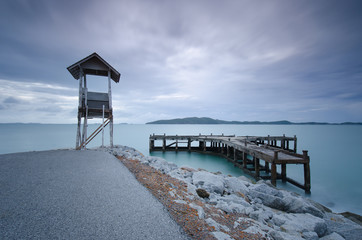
3,97 -> 21,104
0,0 -> 361,123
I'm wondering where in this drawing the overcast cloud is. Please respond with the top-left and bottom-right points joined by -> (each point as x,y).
0,0 -> 361,123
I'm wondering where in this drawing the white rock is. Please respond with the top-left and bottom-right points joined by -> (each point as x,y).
270,230 -> 303,240
212,231 -> 233,240
302,231 -> 319,240
272,214 -> 287,226
320,232 -> 345,240
205,218 -> 230,232
238,175 -> 253,185
169,189 -> 176,198
280,213 -> 327,237
243,225 -> 267,235
249,209 -> 273,223
229,202 -> 247,213
189,203 -> 205,219
323,212 -> 361,240
192,171 -> 225,194
219,194 -> 250,207
143,156 -> 178,174
173,199 -> 187,205
281,191 -> 324,218
249,183 -> 283,197
224,176 -> 249,195
242,206 -> 254,215
215,200 -> 233,213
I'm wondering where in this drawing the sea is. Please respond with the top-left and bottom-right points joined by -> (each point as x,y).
1,123 -> 361,215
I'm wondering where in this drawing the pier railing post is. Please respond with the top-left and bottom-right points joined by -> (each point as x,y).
188,138 -> 191,152
294,135 -> 297,153
303,150 -> 311,193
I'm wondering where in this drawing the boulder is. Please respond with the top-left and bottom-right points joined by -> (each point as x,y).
143,156 -> 178,174
320,232 -> 345,240
279,213 -> 327,237
282,191 -> 324,218
215,200 -> 233,213
168,169 -> 193,184
249,209 -> 273,223
196,188 -> 210,198
224,176 -> 249,195
242,206 -> 254,215
238,175 -> 253,185
192,171 -> 225,194
301,231 -> 319,240
205,218 -> 230,232
212,231 -> 233,240
323,212 -> 362,240
250,183 -> 283,198
189,203 -> 205,219
218,194 -> 250,207
248,185 -> 324,218
248,190 -> 288,211
272,214 -> 287,226
243,225 -> 267,236
228,202 -> 247,213
270,230 -> 303,240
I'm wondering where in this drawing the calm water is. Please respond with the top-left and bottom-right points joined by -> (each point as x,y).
0,123 -> 361,215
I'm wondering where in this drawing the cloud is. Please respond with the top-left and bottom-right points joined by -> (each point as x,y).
0,79 -> 78,123
0,0 -> 361,123
3,97 -> 21,104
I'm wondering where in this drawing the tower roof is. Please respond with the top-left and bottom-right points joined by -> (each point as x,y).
67,52 -> 120,83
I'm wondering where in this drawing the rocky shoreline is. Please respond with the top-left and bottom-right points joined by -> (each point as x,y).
96,145 -> 362,240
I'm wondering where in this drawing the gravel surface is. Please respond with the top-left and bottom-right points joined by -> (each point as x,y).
0,150 -> 188,239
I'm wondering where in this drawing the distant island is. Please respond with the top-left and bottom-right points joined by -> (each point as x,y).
146,117 -> 362,125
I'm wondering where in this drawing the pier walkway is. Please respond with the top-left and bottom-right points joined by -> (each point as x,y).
149,134 -> 311,193
0,150 -> 187,239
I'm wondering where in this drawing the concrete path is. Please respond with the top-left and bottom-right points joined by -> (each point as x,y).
0,150 -> 188,239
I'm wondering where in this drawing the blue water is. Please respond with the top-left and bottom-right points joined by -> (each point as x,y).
0,123 -> 361,215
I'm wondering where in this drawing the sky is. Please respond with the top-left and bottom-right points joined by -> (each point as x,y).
0,0 -> 361,124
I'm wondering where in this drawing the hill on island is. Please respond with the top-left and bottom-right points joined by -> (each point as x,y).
146,117 -> 362,125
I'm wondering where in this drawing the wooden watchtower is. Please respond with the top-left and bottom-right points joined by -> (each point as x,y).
67,52 -> 120,149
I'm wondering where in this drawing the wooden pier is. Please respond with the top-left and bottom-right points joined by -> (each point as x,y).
149,134 -> 311,193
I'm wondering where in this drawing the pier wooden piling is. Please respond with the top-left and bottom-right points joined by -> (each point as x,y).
149,134 -> 311,193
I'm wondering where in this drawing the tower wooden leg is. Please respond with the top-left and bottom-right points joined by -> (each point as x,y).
76,112 -> 81,149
